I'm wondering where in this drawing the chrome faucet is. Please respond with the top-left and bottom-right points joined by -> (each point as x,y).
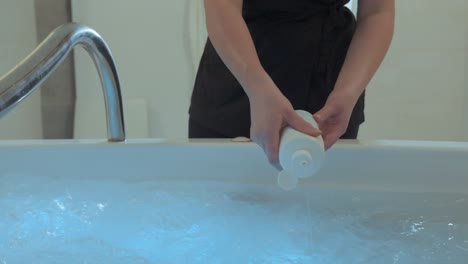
0,23 -> 125,142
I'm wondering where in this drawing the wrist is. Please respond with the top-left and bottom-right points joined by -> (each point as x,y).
242,69 -> 276,99
327,88 -> 362,110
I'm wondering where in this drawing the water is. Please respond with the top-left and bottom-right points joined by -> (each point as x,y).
0,175 -> 467,263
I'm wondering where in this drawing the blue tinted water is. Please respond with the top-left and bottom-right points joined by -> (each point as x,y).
0,175 -> 467,263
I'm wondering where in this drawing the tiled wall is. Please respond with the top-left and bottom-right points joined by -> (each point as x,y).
35,0 -> 75,139
359,0 -> 468,141
0,1 -> 42,139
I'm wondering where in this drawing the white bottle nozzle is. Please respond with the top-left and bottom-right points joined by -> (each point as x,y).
290,149 -> 321,179
292,148 -> 312,168
277,170 -> 298,191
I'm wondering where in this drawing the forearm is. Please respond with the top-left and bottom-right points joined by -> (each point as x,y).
331,1 -> 395,102
204,0 -> 274,98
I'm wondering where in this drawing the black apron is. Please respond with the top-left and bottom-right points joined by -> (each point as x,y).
188,0 -> 365,138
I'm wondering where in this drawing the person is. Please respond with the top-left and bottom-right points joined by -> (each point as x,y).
188,0 -> 394,169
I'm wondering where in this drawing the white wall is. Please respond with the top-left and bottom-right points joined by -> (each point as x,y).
359,0 -> 468,141
0,2 -> 42,139
71,0 -> 467,141
72,0 -> 193,139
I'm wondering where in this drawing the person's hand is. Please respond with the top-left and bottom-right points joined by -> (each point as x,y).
248,84 -> 321,170
313,92 -> 358,150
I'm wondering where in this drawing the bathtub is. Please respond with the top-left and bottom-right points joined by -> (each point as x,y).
0,138 -> 467,263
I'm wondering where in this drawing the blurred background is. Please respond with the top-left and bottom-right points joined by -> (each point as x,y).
0,0 -> 467,141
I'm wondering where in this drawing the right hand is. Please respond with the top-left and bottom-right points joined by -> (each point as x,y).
248,84 -> 322,170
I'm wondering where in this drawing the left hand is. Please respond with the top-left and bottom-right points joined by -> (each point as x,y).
313,93 -> 358,150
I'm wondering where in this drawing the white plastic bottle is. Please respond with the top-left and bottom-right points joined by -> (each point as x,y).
277,110 -> 325,190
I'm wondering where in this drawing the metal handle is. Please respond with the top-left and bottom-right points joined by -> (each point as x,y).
0,23 -> 125,142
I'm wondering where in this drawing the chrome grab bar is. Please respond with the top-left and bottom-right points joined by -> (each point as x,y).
0,23 -> 125,142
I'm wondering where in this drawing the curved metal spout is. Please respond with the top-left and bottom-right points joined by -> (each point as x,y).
0,23 -> 125,142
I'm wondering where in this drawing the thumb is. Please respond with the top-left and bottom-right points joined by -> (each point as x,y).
314,105 -> 333,124
286,111 -> 321,137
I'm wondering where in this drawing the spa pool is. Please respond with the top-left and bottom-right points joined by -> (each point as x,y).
0,139 -> 467,263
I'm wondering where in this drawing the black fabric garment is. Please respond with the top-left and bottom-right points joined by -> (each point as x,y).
189,115 -> 359,139
188,0 -> 365,138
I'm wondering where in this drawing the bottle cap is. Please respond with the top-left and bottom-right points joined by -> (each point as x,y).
277,170 -> 298,191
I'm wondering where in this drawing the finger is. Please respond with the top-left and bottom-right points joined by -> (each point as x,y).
323,132 -> 341,150
264,133 -> 282,170
250,133 -> 264,152
313,106 -> 332,124
256,139 -> 266,151
286,111 -> 321,137
251,129 -> 281,170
